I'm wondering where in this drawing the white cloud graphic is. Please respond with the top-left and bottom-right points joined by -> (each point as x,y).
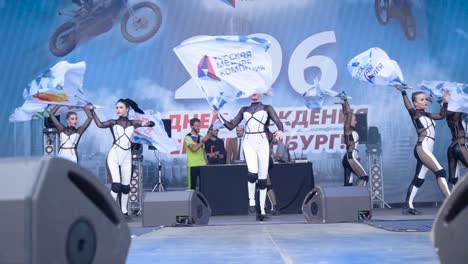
130,77 -> 174,110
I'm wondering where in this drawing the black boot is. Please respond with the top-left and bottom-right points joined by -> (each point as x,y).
254,185 -> 268,221
270,206 -> 280,216
402,183 -> 422,215
123,212 -> 132,221
256,214 -> 268,221
401,204 -> 422,215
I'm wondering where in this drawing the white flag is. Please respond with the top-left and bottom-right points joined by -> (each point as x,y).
174,35 -> 273,110
23,61 -> 89,106
419,81 -> 468,113
347,47 -> 405,86
10,61 -> 95,122
132,110 -> 178,153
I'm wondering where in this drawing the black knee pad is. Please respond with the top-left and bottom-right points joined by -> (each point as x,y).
247,172 -> 258,183
121,184 -> 130,194
412,178 -> 424,188
435,169 -> 446,178
111,183 -> 122,193
267,184 -> 273,191
448,177 -> 458,185
360,176 -> 369,183
257,179 -> 267,190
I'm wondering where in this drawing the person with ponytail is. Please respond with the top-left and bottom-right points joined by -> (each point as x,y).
88,98 -> 154,216
214,93 -> 284,221
395,85 -> 450,215
336,96 -> 368,187
49,104 -> 93,163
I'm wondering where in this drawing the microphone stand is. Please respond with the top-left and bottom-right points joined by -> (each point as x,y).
150,145 -> 165,192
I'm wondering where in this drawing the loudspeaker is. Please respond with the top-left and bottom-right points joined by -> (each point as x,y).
44,115 -> 60,129
43,128 -> 59,156
302,186 -> 371,223
0,157 -> 130,264
355,113 -> 368,144
432,175 -> 468,264
367,126 -> 381,145
143,190 -> 211,227
131,142 -> 143,155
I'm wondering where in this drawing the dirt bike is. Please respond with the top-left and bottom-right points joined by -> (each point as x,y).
49,0 -> 162,57
374,0 -> 416,40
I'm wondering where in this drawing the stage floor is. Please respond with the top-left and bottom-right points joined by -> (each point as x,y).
126,207 -> 440,263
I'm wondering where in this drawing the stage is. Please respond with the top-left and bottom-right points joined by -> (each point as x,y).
125,207 -> 440,263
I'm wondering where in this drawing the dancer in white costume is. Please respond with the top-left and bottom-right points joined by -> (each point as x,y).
395,85 -> 451,215
49,105 -> 93,163
89,99 -> 154,215
215,93 -> 283,221
336,96 -> 368,186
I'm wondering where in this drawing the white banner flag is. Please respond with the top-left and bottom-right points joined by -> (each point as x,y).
419,81 -> 468,113
174,35 -> 273,110
23,61 -> 89,106
10,61 -> 95,122
347,47 -> 405,86
132,110 -> 178,153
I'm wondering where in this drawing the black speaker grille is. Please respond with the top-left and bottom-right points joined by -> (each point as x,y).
311,202 -> 318,216
355,113 -> 368,144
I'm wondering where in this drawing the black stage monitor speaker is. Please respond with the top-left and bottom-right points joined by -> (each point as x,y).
302,186 -> 371,223
0,157 -> 130,264
143,190 -> 211,227
355,113 -> 368,144
432,175 -> 468,264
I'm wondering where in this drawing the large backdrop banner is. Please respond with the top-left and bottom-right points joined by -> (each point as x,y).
1,0 -> 467,203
